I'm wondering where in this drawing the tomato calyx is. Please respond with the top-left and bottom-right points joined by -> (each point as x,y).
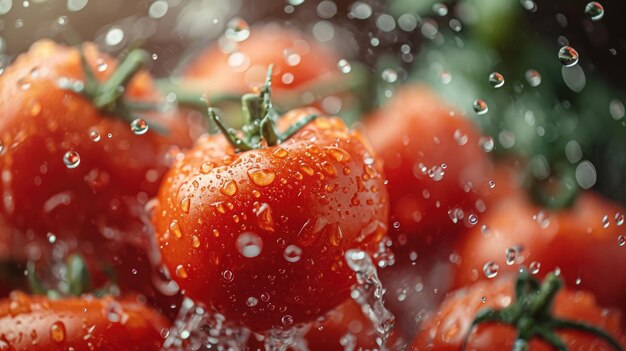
27,254 -> 117,299
61,45 -> 157,125
463,271 -> 624,351
208,65 -> 317,152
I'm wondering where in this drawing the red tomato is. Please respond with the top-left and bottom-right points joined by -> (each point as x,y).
153,106 -> 389,332
454,190 -> 626,313
182,23 -> 341,100
0,40 -> 196,260
411,276 -> 626,351
0,291 -> 169,350
364,85 -> 494,243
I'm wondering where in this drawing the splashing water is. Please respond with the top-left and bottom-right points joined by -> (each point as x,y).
162,298 -> 249,351
344,250 -> 395,349
263,326 -> 310,351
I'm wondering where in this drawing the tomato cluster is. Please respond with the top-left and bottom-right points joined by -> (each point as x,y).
0,21 -> 625,351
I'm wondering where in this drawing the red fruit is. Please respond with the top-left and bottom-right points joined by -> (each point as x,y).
153,100 -> 388,331
364,85 -> 494,243
454,190 -> 626,314
0,291 -> 169,350
182,23 -> 341,100
0,40 -> 196,259
411,275 -> 626,351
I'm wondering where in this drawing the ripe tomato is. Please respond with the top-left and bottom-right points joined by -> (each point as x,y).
0,291 -> 169,350
411,275 -> 626,351
454,190 -> 626,314
182,23 -> 341,100
364,85 -> 494,243
153,104 -> 389,332
0,40 -> 196,260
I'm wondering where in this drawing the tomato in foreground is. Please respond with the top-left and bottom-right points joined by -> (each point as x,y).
153,85 -> 389,331
0,291 -> 169,351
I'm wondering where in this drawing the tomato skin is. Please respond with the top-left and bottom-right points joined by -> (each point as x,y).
0,291 -> 169,351
364,85 -> 494,243
411,276 -> 626,351
153,108 -> 389,332
454,190 -> 626,314
0,40 -> 196,260
182,23 -> 340,97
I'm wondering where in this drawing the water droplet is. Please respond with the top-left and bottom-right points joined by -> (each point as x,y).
220,180 -> 238,196
618,235 -> 625,247
505,247 -> 517,265
483,261 -> 499,278
337,59 -> 352,74
326,147 -> 351,162
247,168 -> 276,187
63,151 -> 80,169
432,2 -> 448,16
105,27 -> 124,46
95,58 -> 108,72
200,162 -> 214,174
191,235 -> 201,248
489,72 -> 505,88
272,147 -> 288,158
585,1 -> 604,21
602,214 -> 610,228
180,197 -> 191,214
89,129 -> 101,142
529,261 -> 541,274
558,46 -> 579,67
439,70 -> 452,85
381,68 -> 398,83
225,17 -> 250,42
468,214 -> 478,226
50,321 -> 66,342
222,270 -> 234,282
169,220 -> 183,239
533,211 -> 551,229
246,297 -> 258,307
130,118 -> 149,135
256,203 -> 275,232
283,245 -> 303,263
281,315 -> 294,327
472,99 -> 489,115
175,264 -> 188,279
148,0 -> 169,19
47,232 -> 56,244
236,232 -> 263,258
480,136 -> 495,152
525,69 -> 542,87
615,212 -> 624,226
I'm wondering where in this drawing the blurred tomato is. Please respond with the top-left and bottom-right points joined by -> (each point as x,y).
364,85 -> 494,244
182,23 -> 341,104
411,275 -> 626,350
454,190 -> 626,313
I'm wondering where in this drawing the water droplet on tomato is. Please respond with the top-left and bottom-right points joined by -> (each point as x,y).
618,235 -> 625,247
505,247 -> 517,265
529,261 -> 541,274
89,129 -> 101,142
236,232 -> 263,258
220,180 -> 238,196
175,265 -> 188,279
246,297 -> 258,307
480,136 -> 495,152
169,220 -> 183,239
247,168 -> 276,186
191,235 -> 201,248
272,147 -> 288,158
50,321 -> 66,342
326,147 -> 351,163
180,197 -> 191,214
222,270 -> 234,282
284,245 -> 302,263
63,151 -> 80,169
256,203 -> 275,232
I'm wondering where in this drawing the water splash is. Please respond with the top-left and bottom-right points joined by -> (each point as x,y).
162,298 -> 249,351
263,326 -> 310,351
344,250 -> 395,349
